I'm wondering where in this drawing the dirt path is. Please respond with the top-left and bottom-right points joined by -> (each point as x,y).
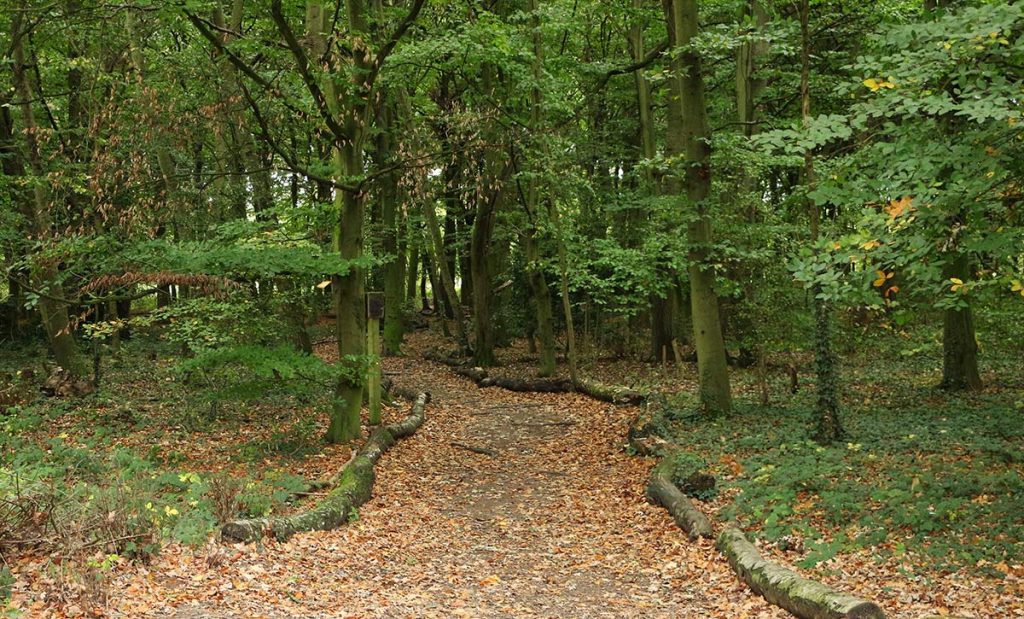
107,355 -> 785,618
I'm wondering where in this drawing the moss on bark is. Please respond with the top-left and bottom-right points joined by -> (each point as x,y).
717,526 -> 884,619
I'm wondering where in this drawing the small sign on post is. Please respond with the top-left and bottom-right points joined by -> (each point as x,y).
366,292 -> 385,425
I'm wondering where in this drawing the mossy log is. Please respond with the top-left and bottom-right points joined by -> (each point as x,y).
717,526 -> 885,619
221,393 -> 429,544
646,461 -> 713,540
426,348 -> 646,405
574,377 -> 646,405
480,375 -> 574,392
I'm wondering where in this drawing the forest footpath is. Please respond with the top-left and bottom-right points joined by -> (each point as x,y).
98,350 -> 784,619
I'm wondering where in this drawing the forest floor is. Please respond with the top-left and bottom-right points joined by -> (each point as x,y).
2,322 -> 1022,617
88,334 -> 787,618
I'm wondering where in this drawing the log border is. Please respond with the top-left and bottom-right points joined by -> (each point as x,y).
716,526 -> 885,619
220,392 -> 430,543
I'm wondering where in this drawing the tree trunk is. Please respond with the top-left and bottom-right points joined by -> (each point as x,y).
423,201 -> 468,348
11,10 -> 86,377
663,0 -> 732,414
522,0 -> 557,378
471,192 -> 500,367
377,101 -> 405,355
941,254 -> 982,391
800,0 -> 843,443
303,0 -> 367,443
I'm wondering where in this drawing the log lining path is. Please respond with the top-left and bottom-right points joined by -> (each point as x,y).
109,352 -> 785,618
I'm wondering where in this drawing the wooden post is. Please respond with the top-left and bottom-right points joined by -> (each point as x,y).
366,292 -> 385,425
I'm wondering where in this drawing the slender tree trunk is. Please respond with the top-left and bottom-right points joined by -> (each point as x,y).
127,8 -> 179,309
549,201 -> 578,383
0,105 -> 27,338
376,101 -> 405,355
663,0 -> 732,414
629,0 -> 677,362
10,11 -> 86,377
735,0 -> 768,390
522,0 -> 557,377
800,0 -> 842,443
459,212 -> 474,307
406,241 -> 419,310
423,201 -> 468,348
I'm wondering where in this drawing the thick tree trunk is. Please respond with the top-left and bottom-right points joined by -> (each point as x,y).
663,0 -> 732,414
471,194 -> 499,366
11,11 -> 86,377
941,255 -> 982,391
650,289 -> 677,362
303,0 -> 368,443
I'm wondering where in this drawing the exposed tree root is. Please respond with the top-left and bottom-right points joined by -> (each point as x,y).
717,526 -> 885,619
221,393 -> 429,543
450,441 -> 497,456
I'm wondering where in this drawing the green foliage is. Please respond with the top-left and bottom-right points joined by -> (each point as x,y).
670,382 -> 1024,571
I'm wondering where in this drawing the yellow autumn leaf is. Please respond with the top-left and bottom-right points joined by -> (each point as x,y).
861,239 -> 881,250
885,196 -> 912,218
950,277 -> 967,293
873,270 -> 893,287
863,78 -> 880,91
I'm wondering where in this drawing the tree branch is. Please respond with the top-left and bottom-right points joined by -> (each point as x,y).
269,0 -> 351,146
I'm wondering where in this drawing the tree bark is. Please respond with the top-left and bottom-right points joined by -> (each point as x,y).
647,461 -> 713,540
663,0 -> 732,414
718,527 -> 885,619
10,9 -> 86,377
523,0 -> 557,378
799,0 -> 843,443
222,393 -> 428,543
940,254 -> 982,391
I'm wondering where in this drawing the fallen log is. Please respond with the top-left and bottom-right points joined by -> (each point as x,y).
573,377 -> 646,405
425,348 -> 646,406
221,393 -> 429,543
645,461 -> 713,540
717,526 -> 885,619
480,375 -> 574,393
